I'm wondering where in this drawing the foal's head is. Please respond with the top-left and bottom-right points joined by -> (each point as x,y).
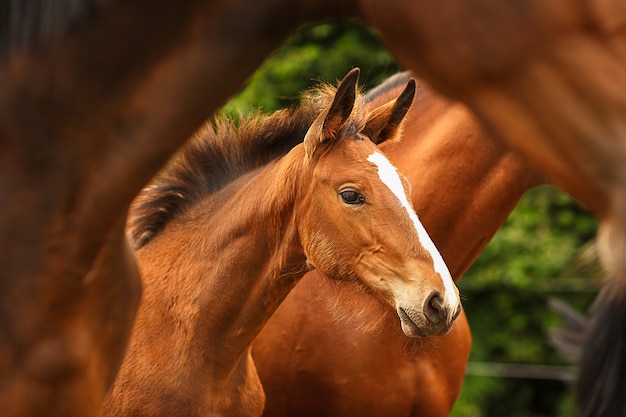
298,69 -> 461,337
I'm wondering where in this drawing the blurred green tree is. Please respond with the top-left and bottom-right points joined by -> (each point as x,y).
219,20 -> 401,117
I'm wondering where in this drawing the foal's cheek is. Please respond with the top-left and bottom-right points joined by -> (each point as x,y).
302,228 -> 361,281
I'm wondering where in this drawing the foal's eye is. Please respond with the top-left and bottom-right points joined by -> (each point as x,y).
339,189 -> 365,205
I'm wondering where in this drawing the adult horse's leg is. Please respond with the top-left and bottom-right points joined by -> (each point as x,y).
0,1 -> 356,415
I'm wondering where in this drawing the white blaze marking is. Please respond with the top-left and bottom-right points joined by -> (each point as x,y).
367,152 -> 458,305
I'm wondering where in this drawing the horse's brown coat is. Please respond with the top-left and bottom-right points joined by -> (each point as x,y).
0,1 -> 309,415
104,70 -> 460,417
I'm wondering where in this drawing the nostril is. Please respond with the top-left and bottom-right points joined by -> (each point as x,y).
424,291 -> 445,324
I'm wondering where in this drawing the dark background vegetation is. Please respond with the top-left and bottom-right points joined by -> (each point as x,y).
218,19 -> 600,417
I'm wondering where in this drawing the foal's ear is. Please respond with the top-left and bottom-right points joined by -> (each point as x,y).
304,68 -> 360,157
362,78 -> 416,145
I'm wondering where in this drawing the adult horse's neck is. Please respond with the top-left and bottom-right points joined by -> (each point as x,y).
104,145 -> 310,416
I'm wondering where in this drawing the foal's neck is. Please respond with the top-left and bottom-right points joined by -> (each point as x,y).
106,141 -> 313,417
141,144 -> 310,374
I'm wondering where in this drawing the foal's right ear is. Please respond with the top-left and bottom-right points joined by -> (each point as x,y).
304,68 -> 360,157
362,78 -> 416,145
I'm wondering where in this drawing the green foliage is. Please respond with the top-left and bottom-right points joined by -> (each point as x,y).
453,186 -> 597,417
219,20 -> 401,117
217,20 -> 600,417
463,186 -> 597,289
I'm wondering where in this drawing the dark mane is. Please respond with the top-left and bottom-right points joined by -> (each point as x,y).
128,95 -> 321,250
0,0 -> 117,57
128,76 -> 372,250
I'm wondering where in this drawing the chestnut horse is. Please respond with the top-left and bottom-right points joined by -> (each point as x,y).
3,1 -> 625,416
254,71 -> 545,417
103,69 -> 461,417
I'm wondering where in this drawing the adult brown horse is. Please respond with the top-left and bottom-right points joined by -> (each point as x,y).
253,71 -> 546,417
103,69 -> 461,417
3,1 -> 625,416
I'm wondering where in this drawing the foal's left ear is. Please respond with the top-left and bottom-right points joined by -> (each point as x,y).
362,78 -> 416,145
304,68 -> 360,157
